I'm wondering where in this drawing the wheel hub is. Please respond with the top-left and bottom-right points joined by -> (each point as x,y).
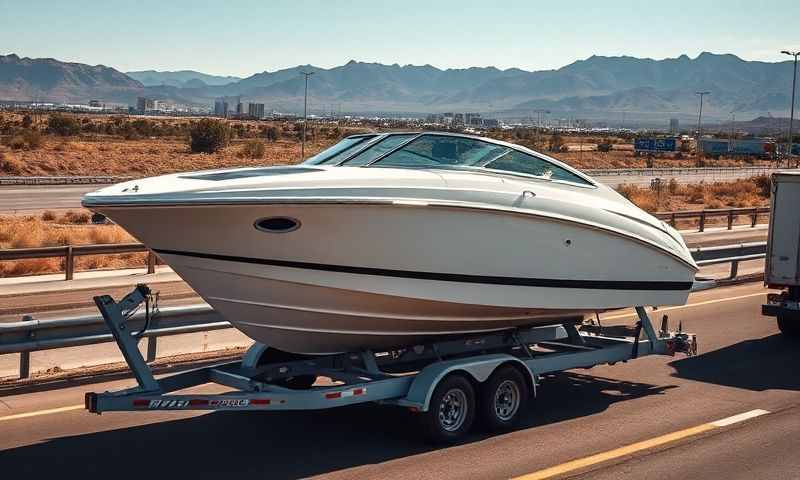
439,388 -> 468,432
494,380 -> 521,421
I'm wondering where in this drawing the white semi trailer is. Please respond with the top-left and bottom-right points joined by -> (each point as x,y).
762,171 -> 800,336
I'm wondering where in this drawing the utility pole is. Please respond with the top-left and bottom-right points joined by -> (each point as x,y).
300,71 -> 314,160
730,112 -> 736,154
781,50 -> 799,167
695,91 -> 711,160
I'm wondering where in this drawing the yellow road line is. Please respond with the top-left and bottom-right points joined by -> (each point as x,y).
0,404 -> 83,422
512,409 -> 770,480
603,290 -> 767,321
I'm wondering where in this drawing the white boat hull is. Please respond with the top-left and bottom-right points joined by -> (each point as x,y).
94,202 -> 695,354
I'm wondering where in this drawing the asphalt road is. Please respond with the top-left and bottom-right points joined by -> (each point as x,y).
0,184 -> 106,213
1,283 -> 798,479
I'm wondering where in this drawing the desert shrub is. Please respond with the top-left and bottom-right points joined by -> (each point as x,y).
0,151 -> 23,174
60,210 -> 91,224
240,139 -> 266,159
597,143 -> 612,152
668,178 -> 679,195
265,125 -> 280,142
21,114 -> 33,128
189,119 -> 230,153
6,135 -> 26,149
47,114 -> 81,136
22,129 -> 42,149
548,133 -> 563,152
752,175 -> 771,197
41,210 -> 56,221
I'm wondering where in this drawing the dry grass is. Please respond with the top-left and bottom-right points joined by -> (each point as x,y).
0,212 -> 145,277
3,137 -> 328,177
616,175 -> 771,213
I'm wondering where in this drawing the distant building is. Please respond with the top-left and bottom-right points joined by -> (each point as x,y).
236,102 -> 245,115
465,113 -> 482,126
453,113 -> 464,125
483,118 -> 499,128
89,100 -> 102,108
669,118 -> 680,135
214,99 -> 229,117
248,103 -> 265,119
136,97 -> 155,113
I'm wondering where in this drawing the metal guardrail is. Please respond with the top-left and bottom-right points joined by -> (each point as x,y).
655,207 -> 770,232
0,176 -> 131,185
692,242 -> 767,283
586,166 -> 780,177
0,242 -> 767,380
1,304 -> 228,379
0,243 -> 157,280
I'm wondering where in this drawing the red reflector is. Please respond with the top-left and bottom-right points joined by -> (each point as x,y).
133,399 -> 149,407
251,399 -> 271,405
353,388 -> 364,396
189,399 -> 209,406
325,392 -> 342,399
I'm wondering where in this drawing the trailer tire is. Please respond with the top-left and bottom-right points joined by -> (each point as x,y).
479,365 -> 528,432
422,373 -> 476,444
777,314 -> 800,337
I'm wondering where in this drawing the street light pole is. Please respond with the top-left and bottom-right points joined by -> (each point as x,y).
695,91 -> 710,160
300,71 -> 314,159
781,50 -> 799,167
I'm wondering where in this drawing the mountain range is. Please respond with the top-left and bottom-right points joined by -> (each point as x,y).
0,52 -> 796,123
126,70 -> 242,88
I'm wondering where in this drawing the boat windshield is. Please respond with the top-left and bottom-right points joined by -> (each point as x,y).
369,134 -> 593,186
302,135 -> 378,165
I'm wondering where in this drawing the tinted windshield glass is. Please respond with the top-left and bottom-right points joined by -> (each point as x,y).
371,135 -> 508,167
485,150 -> 591,185
302,135 -> 377,165
340,134 -> 416,166
370,134 -> 591,186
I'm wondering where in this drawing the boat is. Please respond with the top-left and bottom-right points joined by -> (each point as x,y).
82,132 -> 698,354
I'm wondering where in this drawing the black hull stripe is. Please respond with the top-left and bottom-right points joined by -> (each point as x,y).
153,248 -> 693,291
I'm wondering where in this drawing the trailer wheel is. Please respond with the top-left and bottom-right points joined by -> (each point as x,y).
479,365 -> 528,433
422,373 -> 476,444
777,314 -> 800,337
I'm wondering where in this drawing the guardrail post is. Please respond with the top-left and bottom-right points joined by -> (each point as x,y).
147,251 -> 156,274
727,210 -> 734,230
19,351 -> 30,379
65,246 -> 74,281
699,211 -> 706,232
730,260 -> 740,280
751,208 -> 758,228
18,314 -> 34,379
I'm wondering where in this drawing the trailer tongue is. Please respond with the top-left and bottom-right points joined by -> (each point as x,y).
86,284 -> 696,444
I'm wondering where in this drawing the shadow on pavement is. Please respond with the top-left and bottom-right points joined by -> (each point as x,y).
1,373 -> 670,478
670,333 -> 800,391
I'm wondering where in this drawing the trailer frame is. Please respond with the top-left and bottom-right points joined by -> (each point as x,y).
86,284 -> 697,441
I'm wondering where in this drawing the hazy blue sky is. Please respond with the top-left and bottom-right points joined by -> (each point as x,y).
2,0 -> 798,77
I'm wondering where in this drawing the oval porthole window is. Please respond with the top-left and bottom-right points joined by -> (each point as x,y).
255,217 -> 300,233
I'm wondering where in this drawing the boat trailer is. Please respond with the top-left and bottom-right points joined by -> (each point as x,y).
86,284 -> 696,443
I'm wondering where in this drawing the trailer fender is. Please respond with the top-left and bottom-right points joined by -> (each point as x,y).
400,353 -> 536,412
